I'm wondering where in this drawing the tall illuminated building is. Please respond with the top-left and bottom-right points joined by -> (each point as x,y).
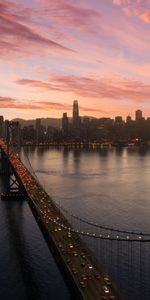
73,100 -> 79,118
73,100 -> 79,128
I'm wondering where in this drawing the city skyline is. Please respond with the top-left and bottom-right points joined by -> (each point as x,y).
0,0 -> 150,120
1,101 -> 150,146
0,99 -> 148,122
0,100 -> 148,123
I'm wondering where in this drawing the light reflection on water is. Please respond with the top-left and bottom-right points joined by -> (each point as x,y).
24,147 -> 150,232
0,146 -> 150,300
22,146 -> 150,300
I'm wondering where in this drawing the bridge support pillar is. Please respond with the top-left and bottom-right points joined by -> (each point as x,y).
0,148 -> 25,200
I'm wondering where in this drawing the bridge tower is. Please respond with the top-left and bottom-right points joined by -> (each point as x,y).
4,120 -> 21,157
0,121 -> 25,200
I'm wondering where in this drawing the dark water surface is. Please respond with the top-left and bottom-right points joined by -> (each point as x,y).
1,146 -> 150,300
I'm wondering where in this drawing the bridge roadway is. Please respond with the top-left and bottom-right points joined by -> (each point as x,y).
0,141 -> 122,300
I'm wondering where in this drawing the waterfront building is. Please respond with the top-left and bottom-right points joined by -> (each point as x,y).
126,115 -> 132,123
62,112 -> 69,136
135,110 -> 142,122
73,100 -> 80,129
35,118 -> 41,143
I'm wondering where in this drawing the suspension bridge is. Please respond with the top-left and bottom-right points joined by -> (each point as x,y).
0,121 -> 150,300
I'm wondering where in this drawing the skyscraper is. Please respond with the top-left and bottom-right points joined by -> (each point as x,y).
115,116 -> 123,124
135,110 -> 142,121
73,100 -> 80,128
73,100 -> 79,119
62,112 -> 68,136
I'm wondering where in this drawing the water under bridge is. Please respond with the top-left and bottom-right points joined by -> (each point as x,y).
0,126 -> 150,300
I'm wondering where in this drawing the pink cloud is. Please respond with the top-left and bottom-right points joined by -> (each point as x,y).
0,15 -> 72,50
112,0 -> 150,23
0,40 -> 20,56
0,96 -> 107,114
0,96 -> 16,108
140,12 -> 150,23
39,0 -> 101,34
0,1 -> 74,57
0,0 -> 101,59
113,0 -> 125,4
16,74 -> 150,103
0,0 -> 149,121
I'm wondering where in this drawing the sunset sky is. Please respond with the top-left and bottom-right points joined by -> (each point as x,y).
0,0 -> 150,120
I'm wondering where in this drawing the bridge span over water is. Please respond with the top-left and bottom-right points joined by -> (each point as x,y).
0,139 -> 123,300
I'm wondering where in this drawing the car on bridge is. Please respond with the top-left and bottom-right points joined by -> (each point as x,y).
103,285 -> 110,294
80,281 -> 86,288
104,276 -> 111,286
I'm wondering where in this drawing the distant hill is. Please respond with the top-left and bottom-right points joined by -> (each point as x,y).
13,118 -> 62,129
12,115 -> 96,129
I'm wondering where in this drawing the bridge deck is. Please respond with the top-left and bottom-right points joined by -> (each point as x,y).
0,141 -> 122,300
